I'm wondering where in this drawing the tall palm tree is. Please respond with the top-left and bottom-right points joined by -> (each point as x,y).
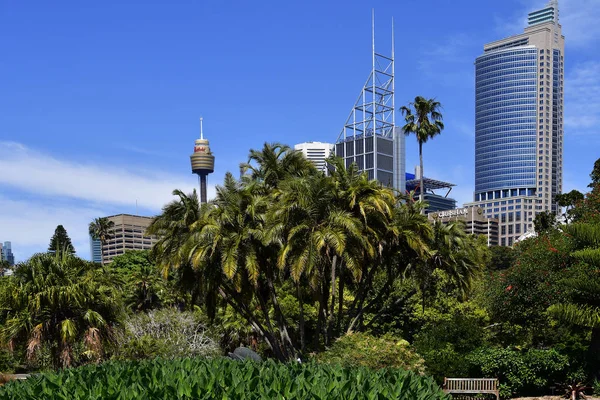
186,173 -> 296,360
0,251 -> 122,368
400,96 -> 444,205
89,217 -> 115,264
147,189 -> 201,276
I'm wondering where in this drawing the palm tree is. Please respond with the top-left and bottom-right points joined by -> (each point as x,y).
0,251 -> 122,368
240,142 -> 316,188
187,173 -> 296,360
548,223 -> 600,361
400,96 -> 444,205
147,189 -> 201,276
406,220 -> 483,313
89,217 -> 115,264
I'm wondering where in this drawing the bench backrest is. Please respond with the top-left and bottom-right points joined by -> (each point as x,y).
444,378 -> 498,394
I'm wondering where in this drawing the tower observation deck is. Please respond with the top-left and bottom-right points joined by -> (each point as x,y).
190,118 -> 215,203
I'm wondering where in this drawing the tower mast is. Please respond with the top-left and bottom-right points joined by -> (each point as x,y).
190,118 -> 215,203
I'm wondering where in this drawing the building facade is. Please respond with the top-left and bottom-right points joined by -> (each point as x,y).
94,214 -> 158,265
294,142 -> 334,173
466,0 -> 564,246
429,207 -> 499,247
406,170 -> 457,214
0,241 -> 15,266
89,236 -> 102,264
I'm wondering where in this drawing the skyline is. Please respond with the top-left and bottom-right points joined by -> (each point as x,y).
1,0 -> 599,262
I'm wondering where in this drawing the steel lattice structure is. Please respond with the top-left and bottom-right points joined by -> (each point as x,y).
335,11 -> 405,191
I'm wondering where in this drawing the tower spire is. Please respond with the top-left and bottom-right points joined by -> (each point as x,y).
200,117 -> 204,140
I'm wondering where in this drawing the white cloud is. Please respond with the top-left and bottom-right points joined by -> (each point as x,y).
564,61 -> 600,132
0,141 -> 214,210
0,142 -> 217,262
560,0 -> 600,48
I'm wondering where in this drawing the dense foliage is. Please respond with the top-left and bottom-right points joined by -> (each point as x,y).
147,143 -> 485,361
0,252 -> 122,369
0,358 -> 449,400
316,332 -> 425,373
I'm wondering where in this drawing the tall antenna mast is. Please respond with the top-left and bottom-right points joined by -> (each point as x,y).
200,117 -> 204,139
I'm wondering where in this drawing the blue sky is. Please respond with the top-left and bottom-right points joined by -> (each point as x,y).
1,0 -> 598,262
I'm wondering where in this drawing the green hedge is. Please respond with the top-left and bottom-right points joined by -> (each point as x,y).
0,357 -> 449,399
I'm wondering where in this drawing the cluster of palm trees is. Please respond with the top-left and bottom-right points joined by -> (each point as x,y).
147,138 -> 484,361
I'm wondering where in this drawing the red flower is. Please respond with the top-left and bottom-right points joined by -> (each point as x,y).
506,285 -> 513,292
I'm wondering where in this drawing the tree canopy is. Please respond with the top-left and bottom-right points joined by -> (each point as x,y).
48,225 -> 75,254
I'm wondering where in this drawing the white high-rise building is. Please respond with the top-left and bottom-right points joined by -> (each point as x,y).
465,0 -> 565,246
294,142 -> 334,173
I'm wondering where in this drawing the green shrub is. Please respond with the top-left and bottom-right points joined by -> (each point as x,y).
0,357 -> 449,399
316,332 -> 425,374
466,347 -> 569,398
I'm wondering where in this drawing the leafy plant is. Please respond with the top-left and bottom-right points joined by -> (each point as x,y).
466,347 -> 569,398
0,357 -> 450,399
316,332 -> 426,374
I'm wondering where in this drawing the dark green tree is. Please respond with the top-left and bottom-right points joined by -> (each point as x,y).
47,225 -> 75,254
556,190 -> 585,223
533,210 -> 558,233
487,245 -> 515,271
588,158 -> 600,188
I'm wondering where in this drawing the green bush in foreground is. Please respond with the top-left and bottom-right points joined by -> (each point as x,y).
316,332 -> 426,374
0,357 -> 449,400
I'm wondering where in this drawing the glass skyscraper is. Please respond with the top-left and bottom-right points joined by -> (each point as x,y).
466,0 -> 564,246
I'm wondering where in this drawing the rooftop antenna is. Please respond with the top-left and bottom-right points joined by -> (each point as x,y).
200,117 -> 204,140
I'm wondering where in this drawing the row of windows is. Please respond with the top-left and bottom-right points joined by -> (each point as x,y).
476,104 -> 536,118
475,132 -> 535,146
476,81 -> 537,96
476,93 -> 537,108
475,189 -> 536,201
476,70 -> 537,84
476,111 -> 537,124
476,179 -> 536,192
477,124 -> 536,135
476,52 -> 537,69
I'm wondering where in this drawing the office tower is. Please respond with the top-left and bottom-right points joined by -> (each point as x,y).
1,241 -> 15,266
294,142 -> 334,173
466,0 -> 564,246
190,118 -> 215,204
335,14 -> 406,192
89,236 -> 102,263
97,214 -> 158,265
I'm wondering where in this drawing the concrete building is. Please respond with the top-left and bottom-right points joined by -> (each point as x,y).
0,241 -> 15,266
294,142 -> 334,173
466,0 -> 564,246
97,214 -> 158,265
89,236 -> 102,264
429,207 -> 499,247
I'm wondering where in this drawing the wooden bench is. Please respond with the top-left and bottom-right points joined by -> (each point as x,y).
443,378 -> 499,399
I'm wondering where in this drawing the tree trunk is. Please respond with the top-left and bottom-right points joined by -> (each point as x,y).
218,286 -> 287,361
419,141 -> 425,212
297,282 -> 306,353
337,262 -> 345,333
328,256 -> 337,341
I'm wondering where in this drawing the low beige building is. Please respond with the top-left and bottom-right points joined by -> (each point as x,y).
428,207 -> 499,246
102,214 -> 157,264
